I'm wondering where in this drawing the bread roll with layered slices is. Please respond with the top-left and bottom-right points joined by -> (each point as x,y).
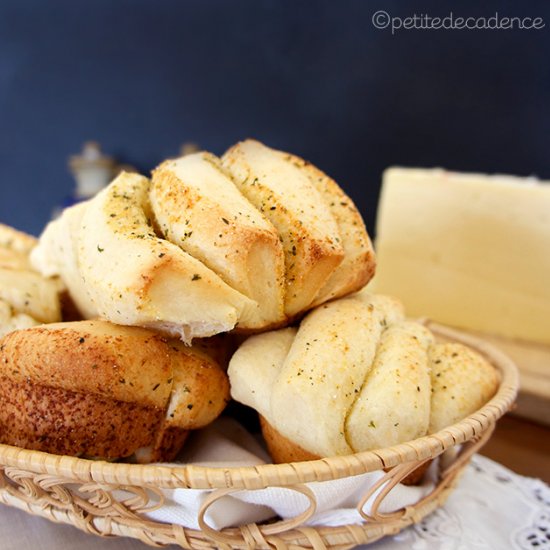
31,140 -> 375,341
222,140 -> 375,315
0,224 -> 62,338
80,172 -> 254,341
150,152 -> 285,329
228,290 -> 499,466
0,320 -> 229,462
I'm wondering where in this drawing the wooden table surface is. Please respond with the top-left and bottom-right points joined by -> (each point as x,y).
480,413 -> 550,483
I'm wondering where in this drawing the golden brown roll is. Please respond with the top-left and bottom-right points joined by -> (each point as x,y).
0,320 -> 229,462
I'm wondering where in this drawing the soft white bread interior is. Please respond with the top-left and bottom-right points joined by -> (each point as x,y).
228,291 -> 499,459
151,152 -> 285,329
0,320 -> 229,462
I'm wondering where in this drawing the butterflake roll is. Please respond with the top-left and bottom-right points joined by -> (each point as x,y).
31,140 -> 375,342
228,290 -> 499,462
150,152 -> 286,330
0,320 -> 229,462
79,171 -> 253,341
222,140 -> 375,315
0,224 -> 62,338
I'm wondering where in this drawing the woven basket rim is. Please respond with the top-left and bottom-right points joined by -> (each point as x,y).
0,322 -> 519,490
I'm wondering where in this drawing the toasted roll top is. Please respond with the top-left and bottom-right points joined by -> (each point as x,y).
32,140 -> 375,341
0,320 -> 229,461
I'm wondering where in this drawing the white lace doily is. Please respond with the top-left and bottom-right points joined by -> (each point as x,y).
364,454 -> 550,550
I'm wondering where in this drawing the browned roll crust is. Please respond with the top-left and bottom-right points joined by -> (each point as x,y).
259,415 -> 318,463
0,376 -> 164,458
276,151 -> 376,307
259,416 -> 429,485
0,320 -> 229,462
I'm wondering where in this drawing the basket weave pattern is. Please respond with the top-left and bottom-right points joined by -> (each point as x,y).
0,324 -> 518,549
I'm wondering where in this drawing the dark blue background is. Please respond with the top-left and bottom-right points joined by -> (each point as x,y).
0,0 -> 548,235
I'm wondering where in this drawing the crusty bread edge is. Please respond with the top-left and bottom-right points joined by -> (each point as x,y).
259,415 -> 430,485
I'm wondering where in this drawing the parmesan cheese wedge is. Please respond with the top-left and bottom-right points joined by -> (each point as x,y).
372,168 -> 550,344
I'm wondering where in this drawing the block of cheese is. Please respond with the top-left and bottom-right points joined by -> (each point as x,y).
371,168 -> 550,345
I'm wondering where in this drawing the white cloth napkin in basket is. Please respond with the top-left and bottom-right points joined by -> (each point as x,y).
144,417 -> 435,530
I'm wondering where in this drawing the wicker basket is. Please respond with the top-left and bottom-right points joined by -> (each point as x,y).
0,323 -> 518,549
